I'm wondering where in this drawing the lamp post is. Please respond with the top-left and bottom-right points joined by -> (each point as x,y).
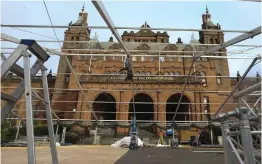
72,108 -> 76,119
203,97 -> 213,145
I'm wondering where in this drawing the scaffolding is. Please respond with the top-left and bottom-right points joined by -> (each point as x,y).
1,0 -> 261,164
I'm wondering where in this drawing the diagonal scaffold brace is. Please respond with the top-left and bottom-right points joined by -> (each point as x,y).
1,34 -> 59,164
91,0 -> 138,150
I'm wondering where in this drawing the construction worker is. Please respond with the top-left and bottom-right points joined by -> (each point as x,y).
120,57 -> 131,72
120,57 -> 133,82
159,130 -> 165,145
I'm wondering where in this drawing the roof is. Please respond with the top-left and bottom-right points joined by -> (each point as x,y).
122,22 -> 169,37
82,40 -> 205,52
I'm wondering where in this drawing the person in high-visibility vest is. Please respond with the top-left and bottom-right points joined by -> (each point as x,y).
159,130 -> 165,145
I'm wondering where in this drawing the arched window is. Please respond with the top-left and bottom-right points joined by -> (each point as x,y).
146,71 -> 151,75
93,56 -> 97,60
169,72 -> 175,75
136,71 -> 140,75
169,57 -> 175,61
164,72 -> 169,75
141,71 -> 146,75
178,55 -> 182,62
216,73 -> 222,85
150,56 -> 154,61
132,56 -> 137,61
174,72 -> 180,76
200,71 -> 207,87
141,56 -> 145,62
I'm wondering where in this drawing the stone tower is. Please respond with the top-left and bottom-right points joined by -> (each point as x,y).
199,6 -> 231,90
51,5 -> 91,118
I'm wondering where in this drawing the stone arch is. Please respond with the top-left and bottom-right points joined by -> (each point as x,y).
183,45 -> 193,51
165,93 -> 192,122
109,43 -> 122,49
137,44 -> 150,50
92,92 -> 117,120
128,93 -> 154,121
163,44 -> 178,51
134,91 -> 156,103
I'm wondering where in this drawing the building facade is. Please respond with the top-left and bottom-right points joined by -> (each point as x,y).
2,6 -> 243,138
50,6 -> 233,135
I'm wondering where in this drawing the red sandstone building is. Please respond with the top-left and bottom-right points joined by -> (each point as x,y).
50,6 -> 232,135
3,6 -> 247,138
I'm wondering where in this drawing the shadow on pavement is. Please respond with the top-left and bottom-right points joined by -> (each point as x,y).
114,147 -> 238,164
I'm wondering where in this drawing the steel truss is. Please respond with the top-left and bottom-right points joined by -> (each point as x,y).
1,1 -> 261,163
2,52 -> 260,59
1,41 -> 261,49
213,107 -> 261,164
0,24 -> 254,33
1,38 -> 58,164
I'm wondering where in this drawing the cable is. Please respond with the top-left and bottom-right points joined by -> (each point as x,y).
2,47 -> 261,54
1,39 -> 260,48
0,24 -> 252,33
43,1 -> 62,48
42,0 -> 99,121
227,45 -> 262,56
12,100 -> 258,104
13,72 -> 260,78
10,27 -> 57,40
239,56 -> 261,72
2,47 -> 261,53
10,109 -> 222,115
0,86 -> 250,93
1,51 -> 260,59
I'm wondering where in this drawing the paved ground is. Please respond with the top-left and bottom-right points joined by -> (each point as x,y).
1,146 -> 239,164
1,146 -> 127,164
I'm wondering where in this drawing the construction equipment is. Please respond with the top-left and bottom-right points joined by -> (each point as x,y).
129,116 -> 138,150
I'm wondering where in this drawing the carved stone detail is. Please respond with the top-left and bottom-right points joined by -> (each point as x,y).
163,44 -> 178,51
137,44 -> 150,50
183,45 -> 193,51
109,43 -> 122,50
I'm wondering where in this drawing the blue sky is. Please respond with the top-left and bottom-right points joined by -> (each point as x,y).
1,1 -> 261,77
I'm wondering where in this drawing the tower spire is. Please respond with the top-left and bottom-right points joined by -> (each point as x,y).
82,3 -> 85,11
206,5 -> 209,14
191,33 -> 196,40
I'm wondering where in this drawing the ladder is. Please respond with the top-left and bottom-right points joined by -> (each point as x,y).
1,36 -> 59,164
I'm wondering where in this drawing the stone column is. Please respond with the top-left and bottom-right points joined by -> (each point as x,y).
117,103 -> 129,136
157,104 -> 166,134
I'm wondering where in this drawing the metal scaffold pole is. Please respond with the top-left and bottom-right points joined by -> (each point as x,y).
221,120 -> 233,164
1,36 -> 59,164
41,67 -> 59,164
23,50 -> 36,164
238,108 -> 256,164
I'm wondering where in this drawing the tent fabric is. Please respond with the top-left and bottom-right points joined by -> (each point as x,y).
111,136 -> 143,147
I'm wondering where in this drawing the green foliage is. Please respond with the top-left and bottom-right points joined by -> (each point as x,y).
1,121 -> 17,142
20,125 -> 49,136
19,124 -> 63,137
65,132 -> 80,144
34,125 -> 49,136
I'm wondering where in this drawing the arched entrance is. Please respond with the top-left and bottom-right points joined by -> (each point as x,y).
166,93 -> 191,122
129,93 -> 154,121
129,93 -> 155,135
92,92 -> 116,120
